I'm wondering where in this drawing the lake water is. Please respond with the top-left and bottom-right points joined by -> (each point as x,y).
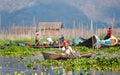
0,55 -> 120,75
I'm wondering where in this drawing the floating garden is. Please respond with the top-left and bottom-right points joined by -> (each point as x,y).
0,39 -> 120,75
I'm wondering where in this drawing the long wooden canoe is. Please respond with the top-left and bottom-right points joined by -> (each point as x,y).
42,52 -> 92,60
32,45 -> 62,48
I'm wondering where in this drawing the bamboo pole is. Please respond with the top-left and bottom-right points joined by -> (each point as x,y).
90,20 -> 95,49
81,23 -> 84,37
72,20 -> 75,38
111,18 -> 115,35
0,14 -> 1,39
33,16 -> 36,31
0,14 -> 1,31
78,22 -> 81,37
90,19 -> 94,36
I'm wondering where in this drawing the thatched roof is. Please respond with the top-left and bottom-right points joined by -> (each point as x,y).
39,22 -> 63,29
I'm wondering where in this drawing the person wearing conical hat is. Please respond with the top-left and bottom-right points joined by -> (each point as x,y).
35,32 -> 40,46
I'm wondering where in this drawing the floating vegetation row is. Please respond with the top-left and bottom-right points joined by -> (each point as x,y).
0,45 -> 120,72
26,57 -> 120,73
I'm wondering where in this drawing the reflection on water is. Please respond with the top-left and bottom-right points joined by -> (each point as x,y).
0,56 -> 120,75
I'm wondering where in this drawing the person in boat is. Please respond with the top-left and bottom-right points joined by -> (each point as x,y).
104,27 -> 112,40
59,34 -> 65,43
61,40 -> 79,57
47,36 -> 53,46
35,32 -> 40,46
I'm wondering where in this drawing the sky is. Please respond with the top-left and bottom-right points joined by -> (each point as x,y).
0,0 -> 120,24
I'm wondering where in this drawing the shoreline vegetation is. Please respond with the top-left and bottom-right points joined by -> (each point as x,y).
0,39 -> 120,72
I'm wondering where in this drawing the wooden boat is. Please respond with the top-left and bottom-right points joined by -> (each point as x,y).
101,35 -> 118,46
42,52 -> 92,60
78,35 -> 118,49
95,35 -> 118,48
32,45 -> 63,48
31,42 -> 63,48
77,35 -> 97,48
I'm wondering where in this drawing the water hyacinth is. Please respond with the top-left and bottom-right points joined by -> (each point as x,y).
0,42 -> 120,74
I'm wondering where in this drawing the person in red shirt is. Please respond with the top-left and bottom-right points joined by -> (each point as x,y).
104,27 -> 112,40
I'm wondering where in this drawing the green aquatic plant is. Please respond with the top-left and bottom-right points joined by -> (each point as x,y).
26,63 -> 38,70
0,40 -> 120,72
31,57 -> 120,72
0,39 -> 7,45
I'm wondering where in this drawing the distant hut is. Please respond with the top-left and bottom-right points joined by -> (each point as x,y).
10,26 -> 36,35
39,22 -> 63,37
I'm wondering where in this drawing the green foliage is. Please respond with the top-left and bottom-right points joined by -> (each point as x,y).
30,57 -> 120,72
0,39 -> 120,72
95,58 -> 120,71
0,39 -> 7,45
9,39 -> 35,45
72,46 -> 94,53
27,46 -> 120,71
98,47 -> 120,54
1,46 -> 32,56
0,45 -> 61,57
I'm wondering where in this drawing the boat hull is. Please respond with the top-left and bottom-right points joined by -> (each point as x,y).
77,35 -> 97,48
42,52 -> 92,60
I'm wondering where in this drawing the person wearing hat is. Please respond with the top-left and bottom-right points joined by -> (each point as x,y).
61,40 -> 79,57
35,32 -> 40,46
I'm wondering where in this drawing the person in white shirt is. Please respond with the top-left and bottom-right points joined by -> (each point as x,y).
62,40 -> 79,57
47,37 -> 53,46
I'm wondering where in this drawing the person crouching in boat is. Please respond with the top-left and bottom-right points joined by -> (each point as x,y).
61,40 -> 79,57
